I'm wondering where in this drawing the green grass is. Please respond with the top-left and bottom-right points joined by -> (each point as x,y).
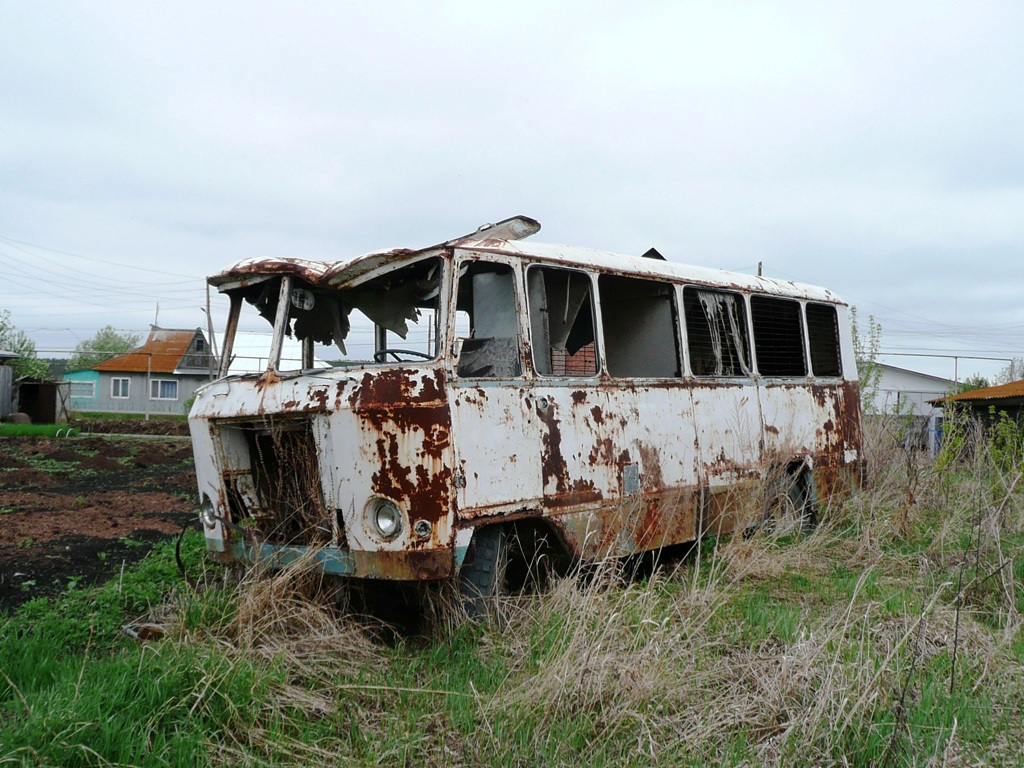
2,420 -> 1024,766
0,423 -> 80,437
2,530 -> 1022,766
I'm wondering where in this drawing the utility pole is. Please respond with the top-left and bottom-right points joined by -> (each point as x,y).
204,284 -> 219,380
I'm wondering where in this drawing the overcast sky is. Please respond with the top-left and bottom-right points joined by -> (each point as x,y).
2,1 -> 1023,381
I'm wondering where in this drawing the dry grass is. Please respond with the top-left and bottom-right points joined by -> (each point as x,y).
139,415 -> 1024,766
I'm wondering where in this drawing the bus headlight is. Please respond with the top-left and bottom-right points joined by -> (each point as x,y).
366,497 -> 403,540
200,496 -> 218,529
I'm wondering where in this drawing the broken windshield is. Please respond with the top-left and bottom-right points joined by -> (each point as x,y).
220,258 -> 443,374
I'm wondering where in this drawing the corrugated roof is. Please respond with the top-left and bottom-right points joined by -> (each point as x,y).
934,379 -> 1024,404
94,328 -> 199,374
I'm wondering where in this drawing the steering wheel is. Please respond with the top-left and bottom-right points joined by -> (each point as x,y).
373,348 -> 434,363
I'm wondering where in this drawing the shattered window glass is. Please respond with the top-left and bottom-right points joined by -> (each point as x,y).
683,287 -> 751,377
343,258 -> 443,364
227,258 -> 443,372
527,267 -> 598,377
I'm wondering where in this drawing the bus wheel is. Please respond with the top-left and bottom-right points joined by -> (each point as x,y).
764,471 -> 817,535
459,525 -> 511,619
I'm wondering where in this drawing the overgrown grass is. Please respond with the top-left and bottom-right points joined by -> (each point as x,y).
0,423 -> 79,438
2,418 -> 1024,766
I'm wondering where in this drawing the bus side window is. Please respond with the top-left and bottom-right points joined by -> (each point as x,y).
683,287 -> 751,377
597,274 -> 680,377
806,303 -> 842,377
751,295 -> 806,377
455,262 -> 522,378
527,267 -> 598,376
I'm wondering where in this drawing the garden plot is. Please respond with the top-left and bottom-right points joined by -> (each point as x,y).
0,435 -> 197,611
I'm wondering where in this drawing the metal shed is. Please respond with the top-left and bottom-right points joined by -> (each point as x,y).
0,350 -> 17,420
17,379 -> 71,424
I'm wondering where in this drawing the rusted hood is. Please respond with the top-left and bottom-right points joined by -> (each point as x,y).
208,257 -> 336,292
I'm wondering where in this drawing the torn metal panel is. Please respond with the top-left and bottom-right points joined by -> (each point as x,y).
208,257 -> 334,292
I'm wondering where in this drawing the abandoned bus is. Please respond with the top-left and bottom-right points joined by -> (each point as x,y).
189,216 -> 863,605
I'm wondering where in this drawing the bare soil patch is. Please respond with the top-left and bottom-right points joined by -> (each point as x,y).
69,417 -> 190,437
0,435 -> 197,612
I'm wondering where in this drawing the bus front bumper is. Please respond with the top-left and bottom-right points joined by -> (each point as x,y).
207,539 -> 468,581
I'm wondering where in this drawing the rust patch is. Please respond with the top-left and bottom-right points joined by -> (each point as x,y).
311,387 -> 329,410
539,406 -> 569,496
552,486 -> 701,559
637,443 -> 664,491
256,370 -> 281,389
706,448 -> 755,479
545,478 -> 603,509
211,257 -> 332,287
419,372 -> 443,401
369,432 -> 453,524
281,385 -> 331,414
588,436 -> 617,466
350,368 -> 447,409
807,379 -> 864,478
634,489 -> 698,552
349,368 -> 455,524
421,422 -> 452,457
351,547 -> 454,580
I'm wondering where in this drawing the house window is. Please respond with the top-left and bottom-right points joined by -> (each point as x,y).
195,337 -> 206,353
111,378 -> 130,399
70,381 -> 96,398
150,379 -> 179,400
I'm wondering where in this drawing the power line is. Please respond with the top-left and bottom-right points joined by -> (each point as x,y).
0,234 -> 198,279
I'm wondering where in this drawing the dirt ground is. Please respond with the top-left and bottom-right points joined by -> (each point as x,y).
0,434 -> 198,613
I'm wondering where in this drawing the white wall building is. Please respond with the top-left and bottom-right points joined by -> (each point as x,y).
871,363 -> 955,454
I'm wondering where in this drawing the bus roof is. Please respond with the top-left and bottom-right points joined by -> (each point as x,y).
453,240 -> 846,304
208,257 -> 332,292
209,217 -> 846,305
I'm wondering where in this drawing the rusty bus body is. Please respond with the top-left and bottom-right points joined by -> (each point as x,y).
189,216 -> 863,595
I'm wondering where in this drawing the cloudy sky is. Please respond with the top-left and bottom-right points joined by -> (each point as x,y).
2,1 -> 1022,381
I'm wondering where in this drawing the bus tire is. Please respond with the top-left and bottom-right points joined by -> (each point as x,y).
459,525 -> 510,619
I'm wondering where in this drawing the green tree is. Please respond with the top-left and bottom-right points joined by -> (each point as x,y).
0,310 -> 48,379
957,374 -> 990,393
67,326 -> 140,372
850,306 -> 883,414
994,358 -> 1023,385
